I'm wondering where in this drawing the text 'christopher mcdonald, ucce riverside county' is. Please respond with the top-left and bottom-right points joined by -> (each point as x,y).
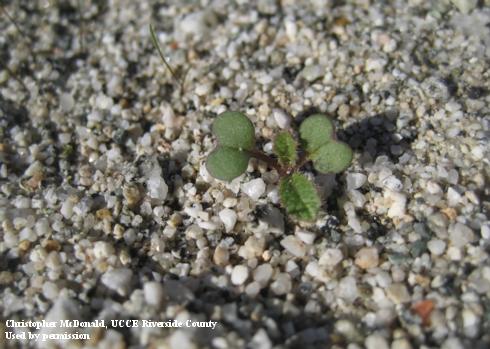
7,319 -> 218,330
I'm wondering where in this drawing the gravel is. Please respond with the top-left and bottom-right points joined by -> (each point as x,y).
1,0 -> 489,348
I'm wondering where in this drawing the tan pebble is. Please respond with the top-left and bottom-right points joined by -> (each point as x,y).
0,271 -> 14,285
262,250 -> 272,261
169,213 -> 183,228
355,247 -> 379,269
210,98 -> 224,106
96,261 -> 109,273
213,245 -> 229,266
441,207 -> 457,220
123,184 -> 142,206
261,127 -> 273,139
96,208 -> 113,221
414,274 -> 431,288
26,173 -> 43,190
119,99 -> 130,109
43,239 -> 61,252
119,250 -> 131,266
87,327 -> 105,345
113,224 -> 124,239
18,240 -> 31,252
386,283 -> 410,304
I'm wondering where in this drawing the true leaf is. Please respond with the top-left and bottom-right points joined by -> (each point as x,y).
213,111 -> 255,151
279,173 -> 321,220
206,147 -> 250,181
273,132 -> 297,166
299,114 -> 334,153
299,114 -> 353,174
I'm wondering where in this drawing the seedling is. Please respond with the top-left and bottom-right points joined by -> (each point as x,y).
206,111 -> 353,220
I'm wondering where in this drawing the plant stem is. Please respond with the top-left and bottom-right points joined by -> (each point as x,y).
149,24 -> 182,88
77,0 -> 85,53
248,150 -> 282,173
296,153 -> 309,169
248,149 -> 311,178
1,5 -> 28,39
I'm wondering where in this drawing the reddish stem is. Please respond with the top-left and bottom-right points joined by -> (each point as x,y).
248,150 -> 307,177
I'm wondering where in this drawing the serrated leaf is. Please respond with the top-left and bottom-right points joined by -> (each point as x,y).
299,114 -> 353,174
206,147 -> 250,181
213,111 -> 255,151
279,173 -> 321,221
273,132 -> 297,166
311,141 -> 353,173
299,114 -> 334,153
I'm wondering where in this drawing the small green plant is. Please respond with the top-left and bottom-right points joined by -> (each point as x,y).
206,111 -> 353,220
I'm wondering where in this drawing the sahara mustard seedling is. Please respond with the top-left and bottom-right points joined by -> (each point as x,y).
206,111 -> 353,220
147,26 -> 351,220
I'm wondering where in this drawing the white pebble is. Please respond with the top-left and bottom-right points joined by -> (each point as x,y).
231,265 -> 249,285
96,94 -> 113,110
178,11 -> 210,38
35,218 -> 51,237
449,223 -> 476,248
426,181 -> 442,194
447,187 -> 462,206
195,83 -> 211,96
272,109 -> 291,129
382,175 -> 403,192
59,93 -> 74,112
319,248 -> 343,267
270,273 -> 292,295
60,199 -> 75,219
365,334 -> 389,349
101,268 -> 133,296
42,282 -> 59,300
365,58 -> 386,71
391,338 -> 412,349
284,19 -> 297,40
427,239 -> 446,256
219,208 -> 237,232
223,197 -> 237,208
93,241 -> 115,259
295,230 -> 315,245
471,146 -> 484,161
442,337 -> 464,349
447,246 -> 462,260
301,65 -> 324,82
254,264 -> 273,287
250,329 -> 272,349
245,281 -> 261,297
147,173 -> 168,202
384,190 -> 407,218
280,236 -> 306,257
481,224 -> 490,240
348,215 -> 363,234
336,276 -> 358,302
242,179 -> 266,201
462,307 -> 479,337
450,0 -> 478,14
348,189 -> 366,207
169,330 -> 196,349
143,282 -> 165,307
